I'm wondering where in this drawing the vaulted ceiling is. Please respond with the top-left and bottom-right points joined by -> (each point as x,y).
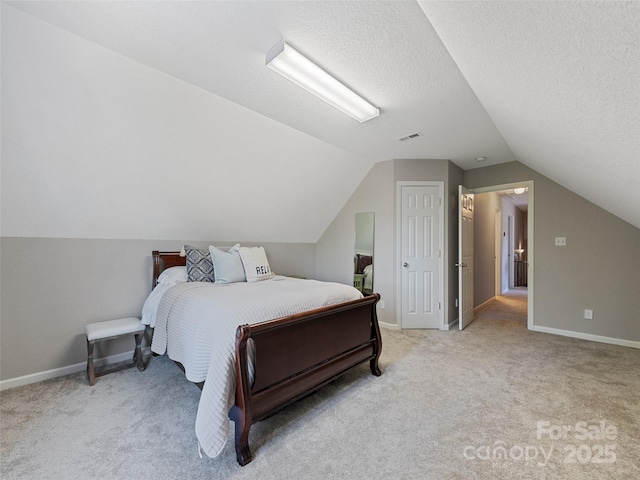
4,1 -> 639,238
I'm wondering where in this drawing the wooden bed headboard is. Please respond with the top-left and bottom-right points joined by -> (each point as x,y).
152,251 -> 185,289
355,254 -> 373,274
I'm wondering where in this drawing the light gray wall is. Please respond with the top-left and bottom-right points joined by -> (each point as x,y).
320,157 -> 639,342
316,158 -> 461,327
465,162 -> 640,341
474,192 -> 501,306
316,160 -> 396,325
0,238 -> 315,380
4,158 -> 637,382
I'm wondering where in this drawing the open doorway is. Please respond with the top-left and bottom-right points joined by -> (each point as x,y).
462,181 -> 533,329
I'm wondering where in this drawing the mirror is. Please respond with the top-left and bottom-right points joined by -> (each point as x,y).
354,212 -> 374,295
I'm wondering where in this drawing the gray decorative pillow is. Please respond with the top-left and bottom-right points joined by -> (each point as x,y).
184,245 -> 215,282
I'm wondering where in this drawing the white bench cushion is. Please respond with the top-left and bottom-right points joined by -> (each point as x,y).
85,317 -> 145,342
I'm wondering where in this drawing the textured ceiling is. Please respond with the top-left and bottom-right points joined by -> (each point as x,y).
419,0 -> 640,228
5,0 -> 639,230
5,0 -> 513,168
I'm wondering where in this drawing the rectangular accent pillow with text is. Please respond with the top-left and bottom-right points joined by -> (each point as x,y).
238,246 -> 275,282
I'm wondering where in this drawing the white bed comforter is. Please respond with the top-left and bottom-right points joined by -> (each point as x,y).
148,276 -> 362,458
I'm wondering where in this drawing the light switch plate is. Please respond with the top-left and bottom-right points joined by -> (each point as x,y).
555,237 -> 566,246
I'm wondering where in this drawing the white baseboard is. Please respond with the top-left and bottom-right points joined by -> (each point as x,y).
379,321 -> 400,330
442,317 -> 459,331
0,348 -> 152,391
474,298 -> 494,312
10,327 -> 626,391
532,326 -> 640,349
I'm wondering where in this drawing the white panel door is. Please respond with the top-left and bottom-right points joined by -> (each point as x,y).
401,185 -> 440,329
458,185 -> 474,330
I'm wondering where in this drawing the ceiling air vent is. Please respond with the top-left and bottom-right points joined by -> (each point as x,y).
398,132 -> 422,142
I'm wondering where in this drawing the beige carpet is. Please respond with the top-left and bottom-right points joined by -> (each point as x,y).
475,287 -> 528,322
2,292 -> 638,479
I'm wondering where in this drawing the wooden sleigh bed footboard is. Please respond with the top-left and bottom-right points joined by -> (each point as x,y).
230,293 -> 382,465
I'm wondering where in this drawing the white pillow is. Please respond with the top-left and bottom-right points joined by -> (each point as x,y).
238,246 -> 275,282
157,266 -> 188,286
208,244 -> 246,284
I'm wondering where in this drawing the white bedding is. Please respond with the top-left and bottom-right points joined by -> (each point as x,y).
363,264 -> 373,290
146,275 -> 362,458
141,284 -> 170,328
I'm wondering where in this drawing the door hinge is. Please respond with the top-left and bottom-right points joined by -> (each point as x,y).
438,250 -> 441,258
439,302 -> 441,310
438,197 -> 442,206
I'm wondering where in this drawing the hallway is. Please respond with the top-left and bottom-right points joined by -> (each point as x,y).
474,288 -> 527,323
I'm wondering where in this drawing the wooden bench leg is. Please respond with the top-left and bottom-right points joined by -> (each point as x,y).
134,333 -> 145,372
87,339 -> 96,386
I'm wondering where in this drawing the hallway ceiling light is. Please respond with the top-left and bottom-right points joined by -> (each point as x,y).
513,187 -> 526,194
266,41 -> 379,123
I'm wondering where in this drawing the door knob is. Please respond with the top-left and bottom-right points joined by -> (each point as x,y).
403,262 -> 409,267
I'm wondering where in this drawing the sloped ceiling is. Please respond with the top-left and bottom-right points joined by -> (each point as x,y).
3,1 -> 638,241
419,0 -> 640,229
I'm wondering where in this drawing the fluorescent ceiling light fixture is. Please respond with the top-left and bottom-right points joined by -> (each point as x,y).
266,42 -> 379,123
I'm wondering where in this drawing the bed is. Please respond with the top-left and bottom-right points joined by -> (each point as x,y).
144,249 -> 382,466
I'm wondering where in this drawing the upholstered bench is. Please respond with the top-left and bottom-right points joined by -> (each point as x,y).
85,317 -> 146,385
